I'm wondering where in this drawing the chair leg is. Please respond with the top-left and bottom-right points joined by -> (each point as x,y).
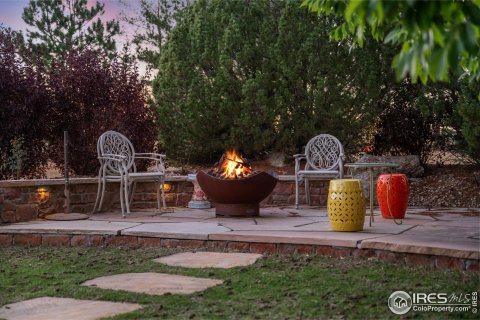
160,178 -> 166,210
305,179 -> 311,206
154,180 -> 161,210
129,181 -> 137,209
98,177 -> 107,212
295,177 -> 300,209
124,179 -> 131,216
119,179 -> 126,218
92,171 -> 103,214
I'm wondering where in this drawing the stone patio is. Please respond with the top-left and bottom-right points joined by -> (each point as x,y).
0,206 -> 478,271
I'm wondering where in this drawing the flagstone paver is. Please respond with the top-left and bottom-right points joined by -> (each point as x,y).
154,251 -> 263,268
361,229 -> 480,259
0,220 -> 140,235
0,297 -> 142,320
279,207 -> 328,217
91,215 -> 206,223
209,230 -> 388,247
82,272 -> 223,295
89,209 -> 214,223
159,209 -> 216,219
121,222 -> 230,240
358,221 -> 415,234
216,217 -> 415,234
401,225 -> 479,237
217,217 -> 329,232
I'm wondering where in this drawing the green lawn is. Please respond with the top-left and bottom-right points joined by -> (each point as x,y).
0,246 -> 478,319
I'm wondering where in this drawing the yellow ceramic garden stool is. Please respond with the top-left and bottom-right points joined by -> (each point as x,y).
327,179 -> 366,231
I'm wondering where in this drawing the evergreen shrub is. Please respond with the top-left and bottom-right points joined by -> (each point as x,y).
153,0 -> 392,163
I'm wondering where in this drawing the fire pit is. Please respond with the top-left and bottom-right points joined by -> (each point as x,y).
196,150 -> 278,217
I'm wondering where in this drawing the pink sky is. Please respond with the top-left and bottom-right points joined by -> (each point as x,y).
0,0 -> 135,38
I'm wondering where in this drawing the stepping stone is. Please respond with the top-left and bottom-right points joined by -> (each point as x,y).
82,272 -> 222,295
0,297 -> 142,320
154,251 -> 263,268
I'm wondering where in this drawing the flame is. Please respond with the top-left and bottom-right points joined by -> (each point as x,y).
218,149 -> 252,179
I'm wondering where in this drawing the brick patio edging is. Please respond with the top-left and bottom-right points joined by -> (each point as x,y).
0,233 -> 477,272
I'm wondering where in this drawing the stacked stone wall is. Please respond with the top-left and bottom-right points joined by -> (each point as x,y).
0,177 -> 330,223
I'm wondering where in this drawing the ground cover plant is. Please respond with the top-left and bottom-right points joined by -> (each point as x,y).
0,246 -> 478,319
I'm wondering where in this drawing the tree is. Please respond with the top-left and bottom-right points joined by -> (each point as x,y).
0,27 -> 51,179
456,80 -> 480,163
22,0 -> 120,63
370,82 -> 459,165
46,49 -> 157,175
153,0 -> 432,163
302,0 -> 480,85
120,0 -> 189,68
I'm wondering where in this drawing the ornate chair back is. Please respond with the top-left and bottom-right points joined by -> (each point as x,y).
97,131 -> 136,175
305,134 -> 344,171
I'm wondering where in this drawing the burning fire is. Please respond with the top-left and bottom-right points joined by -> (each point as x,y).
211,149 -> 253,179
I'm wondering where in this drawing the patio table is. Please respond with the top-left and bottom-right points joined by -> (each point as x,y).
344,163 -> 400,226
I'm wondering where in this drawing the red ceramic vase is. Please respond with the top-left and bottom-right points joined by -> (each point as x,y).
376,174 -> 409,219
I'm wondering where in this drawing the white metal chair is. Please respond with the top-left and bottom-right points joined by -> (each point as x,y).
92,131 -> 167,217
294,134 -> 344,208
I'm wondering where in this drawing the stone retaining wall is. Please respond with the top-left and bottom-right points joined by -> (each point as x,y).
0,233 -> 476,272
0,177 -> 329,223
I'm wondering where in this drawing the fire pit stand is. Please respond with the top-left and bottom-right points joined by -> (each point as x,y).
196,170 -> 278,217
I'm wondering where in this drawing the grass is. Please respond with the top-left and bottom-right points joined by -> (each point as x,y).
0,246 -> 478,319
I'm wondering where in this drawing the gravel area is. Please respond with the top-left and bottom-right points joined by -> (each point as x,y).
408,166 -> 480,208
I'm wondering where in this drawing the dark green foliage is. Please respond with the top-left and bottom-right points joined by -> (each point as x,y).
0,27 -> 50,179
371,82 -> 460,164
153,0 -> 395,163
456,81 -> 480,163
154,0 -> 475,166
303,0 -> 480,85
22,0 -> 120,64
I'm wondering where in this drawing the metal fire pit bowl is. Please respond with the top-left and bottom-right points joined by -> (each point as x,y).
196,170 -> 278,217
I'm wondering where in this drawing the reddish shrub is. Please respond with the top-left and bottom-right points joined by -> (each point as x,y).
46,49 -> 157,176
1,28 -> 157,178
0,27 -> 50,179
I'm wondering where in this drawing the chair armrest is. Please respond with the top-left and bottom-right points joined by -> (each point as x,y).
294,154 -> 306,174
134,153 -> 166,173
